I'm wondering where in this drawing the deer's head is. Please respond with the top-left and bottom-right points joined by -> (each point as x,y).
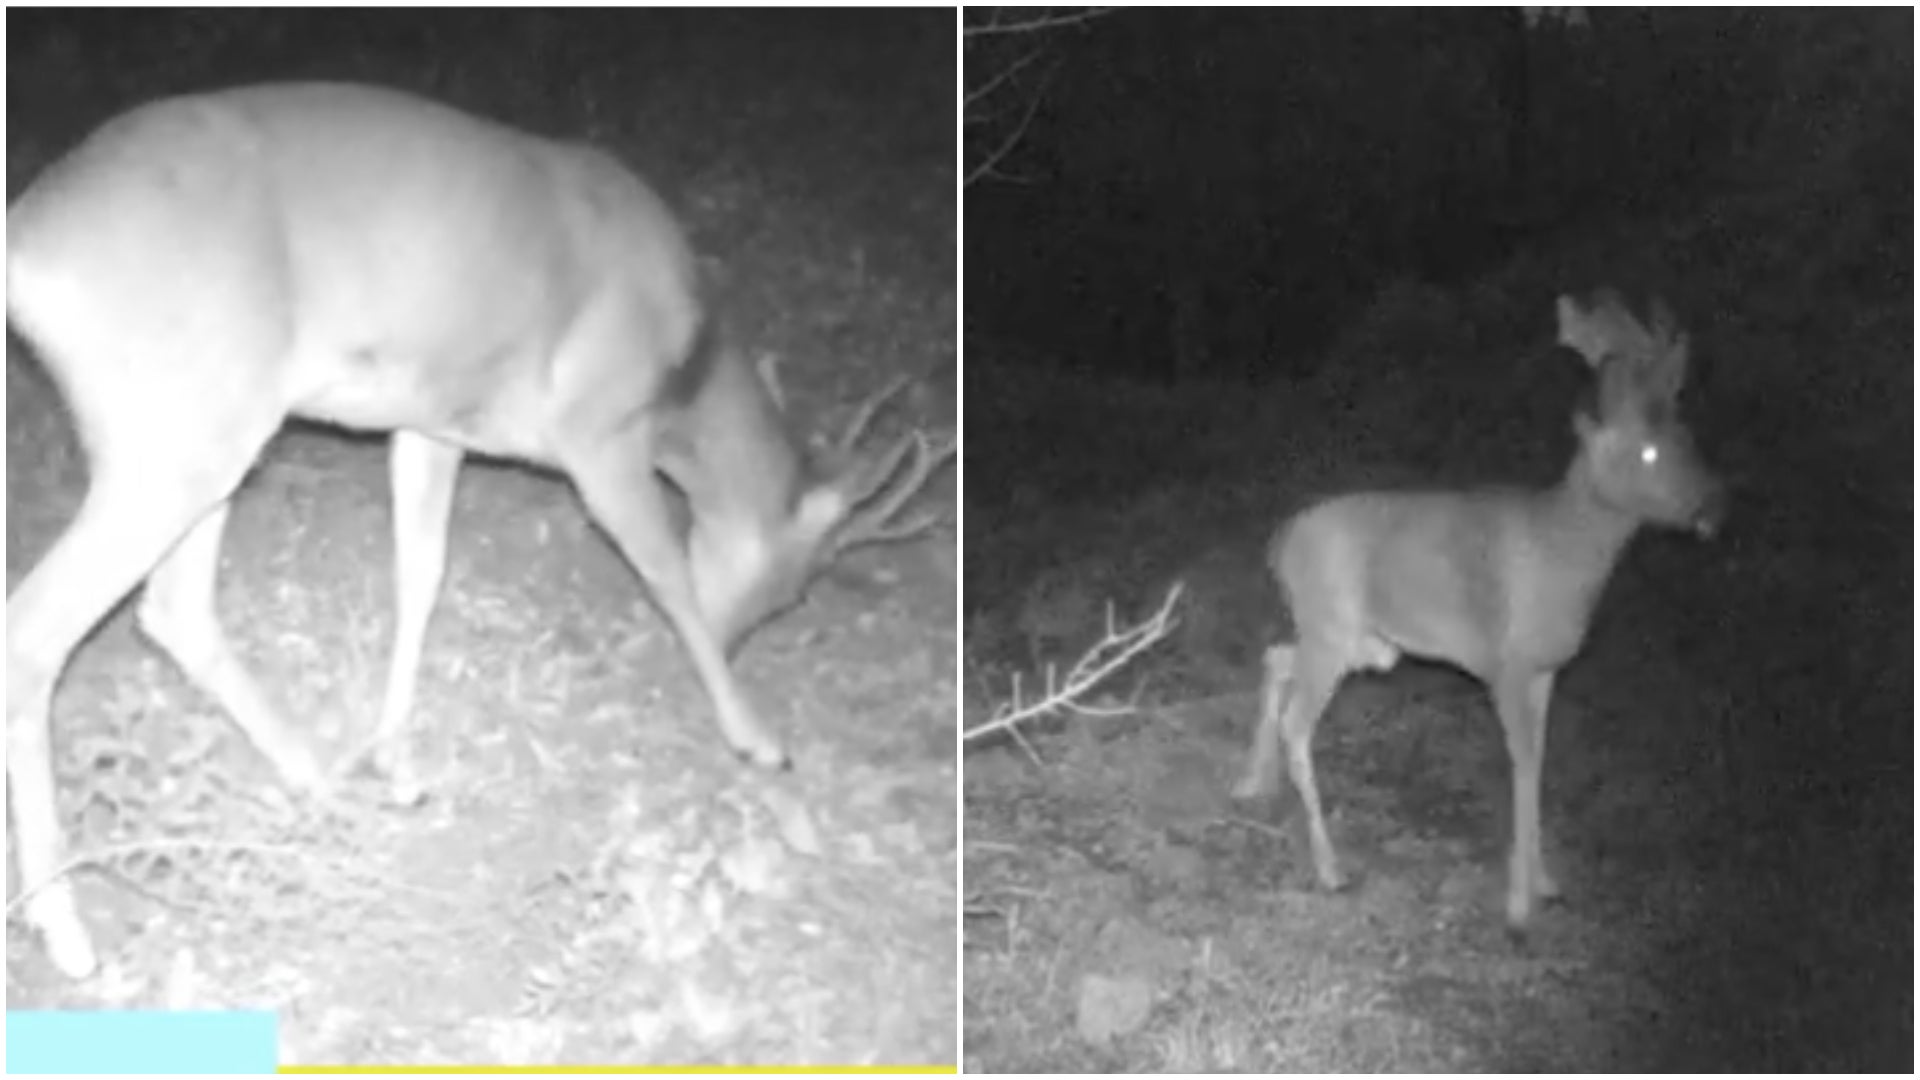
668,349 -> 953,654
1558,290 -> 1725,538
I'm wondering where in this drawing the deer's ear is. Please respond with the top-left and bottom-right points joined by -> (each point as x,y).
755,351 -> 787,412
1659,331 -> 1691,393
1555,294 -> 1605,369
1649,297 -> 1678,336
1572,407 -> 1600,442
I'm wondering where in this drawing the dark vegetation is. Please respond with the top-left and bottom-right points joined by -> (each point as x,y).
964,8 -> 1909,1071
8,11 -> 956,1066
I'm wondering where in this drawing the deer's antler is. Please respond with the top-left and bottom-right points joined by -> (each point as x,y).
826,375 -> 956,556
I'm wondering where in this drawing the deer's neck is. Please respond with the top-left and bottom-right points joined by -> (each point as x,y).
659,348 -> 807,526
1534,453 -> 1643,602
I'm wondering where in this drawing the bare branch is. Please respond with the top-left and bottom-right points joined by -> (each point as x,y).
964,45 -> 1044,113
964,582 -> 1184,743
833,374 -> 912,456
964,7 -> 1115,187
965,74 -> 1050,188
833,432 -> 956,552
822,378 -> 956,555
965,7 -> 1118,39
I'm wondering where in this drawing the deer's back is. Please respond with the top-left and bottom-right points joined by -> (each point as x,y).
6,83 -> 700,464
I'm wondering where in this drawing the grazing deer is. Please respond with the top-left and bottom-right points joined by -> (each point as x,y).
1232,290 -> 1723,929
5,83 -> 949,978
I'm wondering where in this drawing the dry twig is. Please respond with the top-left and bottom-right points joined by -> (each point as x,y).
964,581 -> 1183,743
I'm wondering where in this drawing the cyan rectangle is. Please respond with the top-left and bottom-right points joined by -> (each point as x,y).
7,1010 -> 278,1074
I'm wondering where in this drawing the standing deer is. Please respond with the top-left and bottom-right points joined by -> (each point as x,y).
1232,290 -> 1723,929
5,83 -> 949,978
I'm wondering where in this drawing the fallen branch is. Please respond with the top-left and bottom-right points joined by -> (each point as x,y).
964,581 -> 1184,743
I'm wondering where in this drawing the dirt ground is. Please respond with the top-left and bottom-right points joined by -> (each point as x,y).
6,12 -> 956,1067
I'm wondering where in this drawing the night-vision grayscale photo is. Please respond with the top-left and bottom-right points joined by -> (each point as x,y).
7,9 -> 957,1069
962,8 -> 1906,1072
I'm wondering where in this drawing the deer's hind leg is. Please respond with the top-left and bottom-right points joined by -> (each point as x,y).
1233,641 -> 1296,799
8,442 -> 270,976
138,497 -> 326,794
1276,640 -> 1351,891
1232,637 -> 1354,891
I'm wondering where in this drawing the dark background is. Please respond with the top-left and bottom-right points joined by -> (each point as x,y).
968,8 -> 1907,381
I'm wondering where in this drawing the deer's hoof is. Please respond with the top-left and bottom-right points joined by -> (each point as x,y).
1230,771 -> 1277,801
1533,865 -> 1562,902
1505,893 -> 1536,931
30,884 -> 99,980
1307,853 -> 1352,893
385,771 -> 428,810
269,739 -> 332,799
362,743 -> 431,808
44,923 -> 99,981
1502,920 -> 1533,950
738,741 -> 792,772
